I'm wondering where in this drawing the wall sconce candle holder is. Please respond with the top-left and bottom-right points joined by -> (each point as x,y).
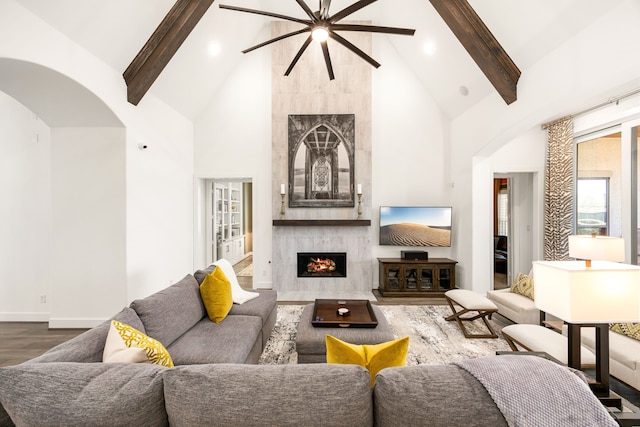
280,194 -> 285,219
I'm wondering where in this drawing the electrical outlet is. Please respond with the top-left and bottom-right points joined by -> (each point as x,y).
40,295 -> 47,304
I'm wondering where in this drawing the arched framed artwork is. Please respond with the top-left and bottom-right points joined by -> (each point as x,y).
288,114 -> 355,208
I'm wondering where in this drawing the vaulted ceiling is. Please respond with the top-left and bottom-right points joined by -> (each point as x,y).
17,0 -> 621,121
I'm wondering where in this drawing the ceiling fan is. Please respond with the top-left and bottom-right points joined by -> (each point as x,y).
125,0 -> 519,106
218,0 -> 416,80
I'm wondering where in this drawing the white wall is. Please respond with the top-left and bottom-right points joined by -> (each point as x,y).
125,103 -> 195,302
371,35 -> 451,285
0,92 -> 51,321
50,127 -> 127,327
0,1 -> 194,326
194,44 -> 272,288
452,0 -> 640,294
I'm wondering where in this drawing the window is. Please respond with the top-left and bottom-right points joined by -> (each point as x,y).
576,132 -> 621,237
576,178 -> 609,235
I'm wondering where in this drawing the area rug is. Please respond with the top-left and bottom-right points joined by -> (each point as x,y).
237,264 -> 253,277
258,305 -> 511,365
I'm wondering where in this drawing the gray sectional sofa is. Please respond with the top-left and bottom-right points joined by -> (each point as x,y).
0,264 -> 278,426
0,264 -> 620,426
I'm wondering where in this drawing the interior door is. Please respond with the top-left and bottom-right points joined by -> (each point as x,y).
493,177 -> 510,289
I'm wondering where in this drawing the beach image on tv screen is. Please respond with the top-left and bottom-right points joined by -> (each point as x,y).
379,207 -> 452,247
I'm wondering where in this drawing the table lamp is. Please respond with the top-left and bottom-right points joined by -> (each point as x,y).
533,237 -> 639,403
568,235 -> 625,267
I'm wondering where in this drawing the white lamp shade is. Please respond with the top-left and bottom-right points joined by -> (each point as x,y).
568,235 -> 625,262
533,260 -> 640,323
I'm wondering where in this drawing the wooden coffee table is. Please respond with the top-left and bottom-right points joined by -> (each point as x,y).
311,299 -> 378,328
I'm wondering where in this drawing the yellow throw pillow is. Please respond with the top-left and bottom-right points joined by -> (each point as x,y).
510,273 -> 534,300
326,335 -> 409,387
103,320 -> 174,368
200,267 -> 233,323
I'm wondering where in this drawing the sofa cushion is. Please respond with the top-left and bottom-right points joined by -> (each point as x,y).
167,315 -> 262,365
130,274 -> 206,347
228,289 -> 277,325
163,364 -> 373,427
199,268 -> 233,323
0,362 -> 168,427
326,335 -> 409,387
578,326 -> 640,371
24,307 -> 144,364
374,365 -> 507,427
488,288 -> 537,312
103,320 -> 174,367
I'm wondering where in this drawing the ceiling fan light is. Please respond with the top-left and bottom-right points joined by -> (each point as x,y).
312,27 -> 329,42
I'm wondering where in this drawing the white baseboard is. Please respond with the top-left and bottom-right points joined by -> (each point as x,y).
48,317 -> 107,329
253,280 -> 272,289
0,312 -> 50,322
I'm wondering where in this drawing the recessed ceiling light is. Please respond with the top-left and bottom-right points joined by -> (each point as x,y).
423,40 -> 436,56
459,86 -> 469,96
208,41 -> 221,56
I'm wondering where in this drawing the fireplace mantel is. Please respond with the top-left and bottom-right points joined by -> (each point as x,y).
273,219 -> 371,227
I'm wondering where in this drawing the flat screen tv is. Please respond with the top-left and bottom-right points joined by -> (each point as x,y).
379,206 -> 452,247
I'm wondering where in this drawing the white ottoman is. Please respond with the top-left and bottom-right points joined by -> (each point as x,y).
502,324 -> 596,367
444,289 -> 499,339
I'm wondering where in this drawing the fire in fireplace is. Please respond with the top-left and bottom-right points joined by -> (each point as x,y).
297,252 -> 347,278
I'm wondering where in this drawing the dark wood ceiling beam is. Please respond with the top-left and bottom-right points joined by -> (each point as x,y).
123,0 -> 216,105
429,0 -> 521,105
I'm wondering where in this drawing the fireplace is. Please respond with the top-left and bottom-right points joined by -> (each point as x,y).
297,252 -> 347,278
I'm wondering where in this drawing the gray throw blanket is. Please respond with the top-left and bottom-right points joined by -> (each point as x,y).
453,355 -> 617,427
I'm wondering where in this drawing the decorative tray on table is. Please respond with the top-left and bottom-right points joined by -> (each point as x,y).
311,299 -> 378,328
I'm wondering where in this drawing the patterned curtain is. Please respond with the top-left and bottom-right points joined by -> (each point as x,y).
544,118 -> 574,260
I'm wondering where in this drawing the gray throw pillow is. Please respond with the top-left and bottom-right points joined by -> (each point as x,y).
193,264 -> 216,285
0,362 -> 168,427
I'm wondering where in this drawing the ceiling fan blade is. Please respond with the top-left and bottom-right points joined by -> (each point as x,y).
328,32 -> 380,68
285,35 -> 313,76
330,0 -> 376,23
321,41 -> 335,80
320,0 -> 332,19
331,24 -> 415,36
295,0 -> 317,21
243,28 -> 311,53
219,4 -> 311,26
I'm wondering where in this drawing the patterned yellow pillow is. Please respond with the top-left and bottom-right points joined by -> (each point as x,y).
510,273 -> 534,300
610,323 -> 640,341
326,335 -> 409,387
200,267 -> 233,323
103,320 -> 174,368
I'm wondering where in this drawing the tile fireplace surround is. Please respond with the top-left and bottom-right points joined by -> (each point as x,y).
272,221 -> 375,301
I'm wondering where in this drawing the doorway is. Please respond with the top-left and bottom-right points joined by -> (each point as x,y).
205,178 -> 253,282
493,178 -> 510,289
492,172 -> 536,290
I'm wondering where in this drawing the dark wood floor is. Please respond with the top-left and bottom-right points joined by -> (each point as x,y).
0,323 -> 87,367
